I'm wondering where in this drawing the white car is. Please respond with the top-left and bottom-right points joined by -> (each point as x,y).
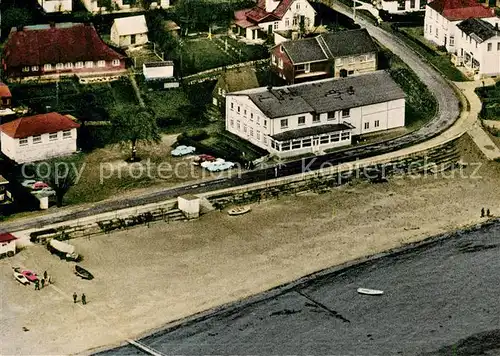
207,161 -> 235,172
171,145 -> 196,157
201,158 -> 225,169
20,179 -> 37,189
13,269 -> 30,285
32,187 -> 56,197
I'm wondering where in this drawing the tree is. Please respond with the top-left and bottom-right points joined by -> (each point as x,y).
109,105 -> 161,162
1,8 -> 33,36
37,160 -> 77,207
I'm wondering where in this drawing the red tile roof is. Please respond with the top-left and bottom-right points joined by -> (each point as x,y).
0,233 -> 17,243
3,23 -> 124,68
235,0 -> 295,25
428,0 -> 494,20
0,83 -> 12,98
0,112 -> 80,139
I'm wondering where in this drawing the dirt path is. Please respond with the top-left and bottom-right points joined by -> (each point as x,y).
1,138 -> 500,355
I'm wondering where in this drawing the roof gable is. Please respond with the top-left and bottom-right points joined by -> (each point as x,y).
0,112 -> 80,138
0,233 -> 16,243
428,0 -> 494,20
3,23 -> 124,68
0,83 -> 12,98
113,15 -> 148,36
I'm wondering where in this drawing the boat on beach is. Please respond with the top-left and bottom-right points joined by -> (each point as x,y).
227,206 -> 251,216
357,288 -> 384,295
75,265 -> 94,280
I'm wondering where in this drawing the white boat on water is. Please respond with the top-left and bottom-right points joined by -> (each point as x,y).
357,288 -> 384,295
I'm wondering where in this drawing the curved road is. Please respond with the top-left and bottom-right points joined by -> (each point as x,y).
0,5 -> 460,233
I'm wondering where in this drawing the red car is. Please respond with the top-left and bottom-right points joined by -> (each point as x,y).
32,182 -> 49,190
21,270 -> 39,282
193,154 -> 216,165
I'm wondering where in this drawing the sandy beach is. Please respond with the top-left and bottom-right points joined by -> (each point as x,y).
1,135 -> 500,355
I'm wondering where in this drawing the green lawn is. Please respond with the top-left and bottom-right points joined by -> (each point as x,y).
397,26 -> 469,82
181,39 -> 234,75
476,83 -> 500,120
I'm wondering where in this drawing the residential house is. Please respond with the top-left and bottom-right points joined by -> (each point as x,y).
81,0 -> 169,12
271,29 -> 378,85
424,0 -> 495,52
2,23 -> 126,82
234,0 -> 316,42
165,20 -> 181,37
454,17 -> 500,76
111,15 -> 149,48
0,175 -> 13,206
376,0 -> 427,14
37,0 -> 72,12
0,112 -> 80,164
0,83 -> 12,109
225,71 -> 405,158
213,67 -> 260,109
0,233 -> 17,258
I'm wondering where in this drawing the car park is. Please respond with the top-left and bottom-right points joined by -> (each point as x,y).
171,145 -> 196,157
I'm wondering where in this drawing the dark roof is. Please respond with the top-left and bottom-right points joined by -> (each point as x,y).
144,61 -> 174,67
242,71 -> 405,118
219,67 -> 260,93
0,112 -> 80,138
457,18 -> 499,42
279,29 -> 377,64
3,23 -> 124,68
272,123 -> 352,141
427,0 -> 494,20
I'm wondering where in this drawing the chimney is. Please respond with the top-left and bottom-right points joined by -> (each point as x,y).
49,22 -> 55,28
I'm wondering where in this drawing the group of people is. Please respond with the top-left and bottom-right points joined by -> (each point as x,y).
34,271 -> 51,290
480,208 -> 492,218
73,292 -> 87,305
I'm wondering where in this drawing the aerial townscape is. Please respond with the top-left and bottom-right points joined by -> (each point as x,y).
2,0 -> 500,354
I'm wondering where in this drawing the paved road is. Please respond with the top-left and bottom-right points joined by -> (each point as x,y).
99,220 -> 500,355
0,6 -> 460,234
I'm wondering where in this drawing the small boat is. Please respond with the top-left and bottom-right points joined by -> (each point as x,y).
357,288 -> 384,295
227,206 -> 251,216
75,265 -> 94,280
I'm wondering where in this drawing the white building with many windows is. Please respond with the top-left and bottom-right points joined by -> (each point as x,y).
0,112 -> 80,164
226,71 -> 405,158
424,0 -> 495,52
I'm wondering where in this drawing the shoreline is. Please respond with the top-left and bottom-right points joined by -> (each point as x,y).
91,217 -> 500,354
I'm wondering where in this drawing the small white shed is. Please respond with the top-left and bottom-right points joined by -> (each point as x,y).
143,61 -> 175,80
178,194 -> 200,219
111,15 -> 149,48
0,233 -> 17,257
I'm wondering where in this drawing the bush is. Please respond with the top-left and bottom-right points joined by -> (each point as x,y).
185,129 -> 209,141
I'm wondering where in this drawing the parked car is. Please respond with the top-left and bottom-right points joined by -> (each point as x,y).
201,158 -> 225,169
32,182 -> 49,190
32,187 -> 56,196
171,145 -> 196,157
21,270 -> 38,282
20,179 -> 37,189
192,154 -> 216,165
13,269 -> 30,285
207,161 -> 235,172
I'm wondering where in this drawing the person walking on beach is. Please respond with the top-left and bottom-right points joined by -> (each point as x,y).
487,209 -> 491,217
73,292 -> 78,303
34,280 -> 40,290
43,271 -> 48,280
81,294 -> 87,305
481,208 -> 485,217
41,278 -> 45,289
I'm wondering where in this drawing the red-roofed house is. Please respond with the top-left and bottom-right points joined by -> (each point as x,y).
0,112 -> 80,163
234,0 -> 315,41
424,0 -> 495,52
2,23 -> 126,82
0,232 -> 17,258
0,83 -> 12,109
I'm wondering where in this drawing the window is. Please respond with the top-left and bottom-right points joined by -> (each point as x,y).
257,116 -> 260,125
320,136 -> 329,144
85,61 -> 94,68
263,136 -> 268,145
296,2 -> 300,9
331,133 -> 340,142
450,36 -> 454,46
243,124 -> 247,133
328,111 -> 335,120
63,130 -> 72,139
397,0 -> 405,10
429,25 -> 432,35
56,63 -> 64,70
341,132 -> 350,140
272,54 -> 277,65
257,131 -> 261,140
435,28 -> 438,38
98,60 -> 106,67
281,142 -> 291,151
22,67 -> 30,72
302,138 -> 311,147
218,88 -> 222,95
49,132 -> 58,141
32,66 -> 39,72
488,43 -> 492,51
285,19 -> 290,27
264,120 -> 267,128
280,119 -> 288,128
293,17 -> 298,26
244,109 -> 247,117
304,63 -> 310,73
312,114 -> 320,123
65,63 -> 73,69
342,109 -> 350,117
375,120 -> 380,128
222,89 -> 226,97
33,135 -> 42,144
364,122 -> 370,129
336,58 -> 343,65
298,116 -> 306,125
292,140 -> 301,149
44,64 -> 52,71
278,58 -> 283,69
76,62 -> 84,68
213,97 -> 218,106
410,0 -> 415,8
231,102 -> 234,110
250,128 -> 254,137
250,113 -> 254,121
348,70 -> 354,75
112,59 -> 120,66
237,120 -> 241,130
237,106 -> 241,113
230,119 -> 234,127
19,138 -> 28,146
274,22 -> 278,30
498,42 -> 500,51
